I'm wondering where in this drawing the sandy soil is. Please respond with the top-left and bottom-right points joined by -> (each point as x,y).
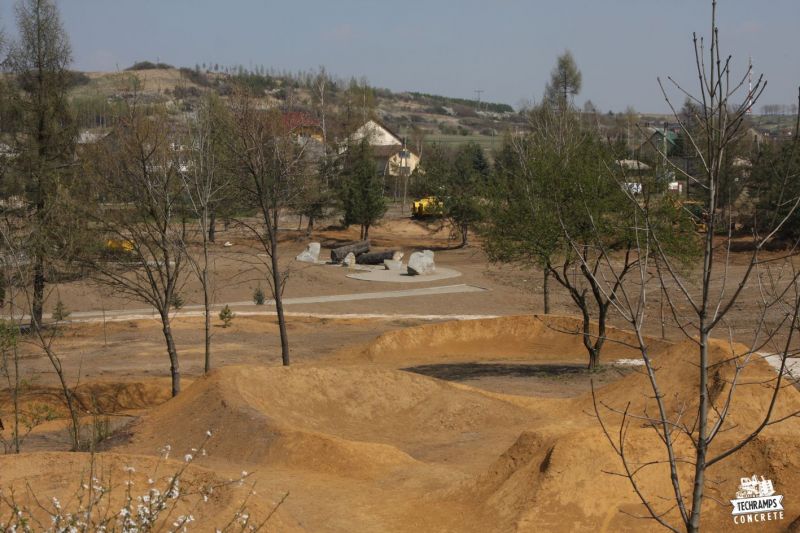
1,213 -> 799,531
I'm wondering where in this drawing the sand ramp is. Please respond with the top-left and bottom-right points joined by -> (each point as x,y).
122,366 -> 539,476
9,315 -> 800,531
331,314 -> 653,366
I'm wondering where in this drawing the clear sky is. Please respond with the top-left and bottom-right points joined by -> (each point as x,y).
2,0 -> 798,113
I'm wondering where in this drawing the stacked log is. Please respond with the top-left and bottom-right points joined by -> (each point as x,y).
330,240 -> 370,263
356,250 -> 401,265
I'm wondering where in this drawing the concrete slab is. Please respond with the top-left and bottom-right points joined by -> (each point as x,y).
346,267 -> 462,283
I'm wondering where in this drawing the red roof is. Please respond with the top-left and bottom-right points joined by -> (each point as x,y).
282,112 -> 321,132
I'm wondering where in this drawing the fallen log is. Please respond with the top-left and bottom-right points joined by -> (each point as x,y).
356,250 -> 401,265
331,240 -> 370,263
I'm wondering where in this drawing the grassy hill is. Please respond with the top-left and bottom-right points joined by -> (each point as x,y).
67,64 -> 526,152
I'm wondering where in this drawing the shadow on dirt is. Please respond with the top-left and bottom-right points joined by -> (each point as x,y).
403,363 -> 593,381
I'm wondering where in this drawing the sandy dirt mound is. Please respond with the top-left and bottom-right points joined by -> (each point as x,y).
112,365 -> 558,531
328,314 -> 655,367
443,335 -> 800,531
73,379 -> 175,412
574,337 -> 800,428
122,366 -> 539,476
12,314 -> 800,531
0,452 -> 302,532
489,426 -> 800,532
0,378 -> 175,425
318,217 -> 455,249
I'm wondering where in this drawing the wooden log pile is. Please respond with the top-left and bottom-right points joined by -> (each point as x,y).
330,240 -> 370,263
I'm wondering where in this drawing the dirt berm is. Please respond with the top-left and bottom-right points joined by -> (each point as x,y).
6,315 -> 799,531
111,316 -> 800,531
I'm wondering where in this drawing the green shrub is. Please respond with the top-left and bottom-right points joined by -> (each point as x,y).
252,286 -> 266,305
219,304 -> 235,328
52,299 -> 70,322
170,293 -> 184,310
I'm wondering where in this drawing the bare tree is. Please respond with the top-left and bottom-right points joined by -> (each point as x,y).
181,94 -> 232,374
312,66 -> 330,149
586,3 -> 800,531
227,92 -> 309,366
0,212 -> 81,450
298,66 -> 337,235
81,103 -> 188,396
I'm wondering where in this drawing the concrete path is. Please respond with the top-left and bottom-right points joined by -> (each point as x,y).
759,352 -> 800,382
21,284 -> 489,324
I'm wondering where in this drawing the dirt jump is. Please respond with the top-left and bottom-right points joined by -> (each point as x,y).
4,315 -> 798,531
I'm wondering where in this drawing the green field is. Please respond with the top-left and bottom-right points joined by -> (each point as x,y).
423,134 -> 504,152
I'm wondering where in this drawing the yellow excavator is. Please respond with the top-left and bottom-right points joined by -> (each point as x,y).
411,196 -> 443,218
105,238 -> 135,253
679,200 -> 708,233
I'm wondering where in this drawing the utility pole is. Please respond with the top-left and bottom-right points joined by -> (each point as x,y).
474,89 -> 484,111
746,56 -> 753,115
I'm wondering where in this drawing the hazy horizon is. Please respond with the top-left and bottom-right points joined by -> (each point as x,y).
1,1 -> 798,113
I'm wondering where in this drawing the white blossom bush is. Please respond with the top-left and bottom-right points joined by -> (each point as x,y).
0,431 -> 288,532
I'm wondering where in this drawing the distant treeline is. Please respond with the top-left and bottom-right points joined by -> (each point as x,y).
406,92 -> 514,114
121,61 -> 515,115
126,61 -> 176,71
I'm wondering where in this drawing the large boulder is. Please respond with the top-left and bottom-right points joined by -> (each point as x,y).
407,250 -> 435,275
295,242 -> 321,263
342,252 -> 357,268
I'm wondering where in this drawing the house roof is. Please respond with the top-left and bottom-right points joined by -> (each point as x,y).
77,130 -> 111,145
349,119 -> 420,157
282,111 -> 321,132
351,119 -> 402,146
646,127 -> 679,146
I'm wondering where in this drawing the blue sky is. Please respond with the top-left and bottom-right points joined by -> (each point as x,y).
2,0 -> 798,112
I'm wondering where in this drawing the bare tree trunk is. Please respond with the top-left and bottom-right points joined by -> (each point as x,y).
688,332 -> 709,532
208,211 -> 216,243
592,305 -> 608,371
660,284 -> 666,339
270,226 -> 290,366
200,207 -> 213,374
202,267 -> 211,374
31,255 -> 44,328
543,267 -> 551,314
160,312 -> 181,396
11,337 -> 20,454
578,303 -> 596,371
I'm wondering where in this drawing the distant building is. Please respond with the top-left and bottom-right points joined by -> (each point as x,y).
347,119 -> 420,177
77,130 -> 111,145
636,126 -> 680,160
616,159 -> 651,172
282,112 -> 323,142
